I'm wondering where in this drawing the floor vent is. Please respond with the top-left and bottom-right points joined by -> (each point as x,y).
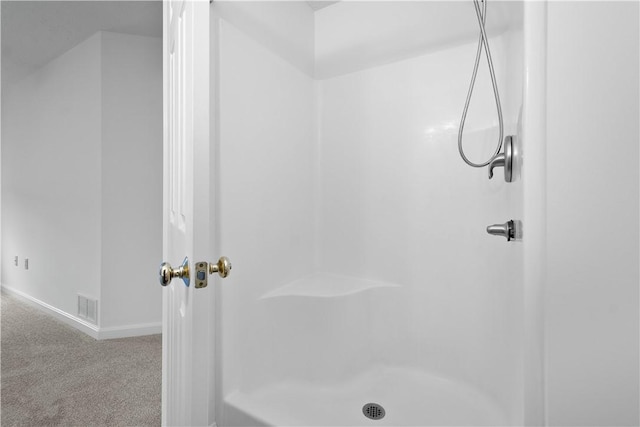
77,294 -> 98,324
362,403 -> 385,420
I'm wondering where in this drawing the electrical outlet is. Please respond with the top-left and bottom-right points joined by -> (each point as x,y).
24,258 -> 29,270
14,256 -> 18,266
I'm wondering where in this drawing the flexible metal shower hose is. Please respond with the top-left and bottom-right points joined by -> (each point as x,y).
458,0 -> 504,168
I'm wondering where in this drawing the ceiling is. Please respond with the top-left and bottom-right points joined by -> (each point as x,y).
1,1 -> 162,88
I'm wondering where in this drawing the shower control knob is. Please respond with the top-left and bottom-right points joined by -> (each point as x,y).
486,220 -> 515,241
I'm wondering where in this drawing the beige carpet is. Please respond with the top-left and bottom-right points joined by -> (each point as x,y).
1,292 -> 161,426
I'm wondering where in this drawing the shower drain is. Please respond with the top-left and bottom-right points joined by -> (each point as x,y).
362,403 -> 386,420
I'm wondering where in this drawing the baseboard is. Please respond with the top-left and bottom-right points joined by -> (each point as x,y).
2,284 -> 162,340
2,284 -> 100,339
98,322 -> 162,340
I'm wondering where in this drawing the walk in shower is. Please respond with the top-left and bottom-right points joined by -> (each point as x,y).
211,1 -> 535,425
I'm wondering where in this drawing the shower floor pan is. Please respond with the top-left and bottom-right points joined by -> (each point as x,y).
222,365 -> 509,426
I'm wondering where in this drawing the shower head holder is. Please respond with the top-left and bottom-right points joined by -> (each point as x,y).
488,135 -> 514,182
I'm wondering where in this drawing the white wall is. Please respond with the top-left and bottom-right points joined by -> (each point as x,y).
100,32 -> 163,331
1,31 -> 162,338
545,2 -> 639,426
2,33 -> 103,318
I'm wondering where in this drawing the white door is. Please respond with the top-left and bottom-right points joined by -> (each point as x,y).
162,0 -> 212,425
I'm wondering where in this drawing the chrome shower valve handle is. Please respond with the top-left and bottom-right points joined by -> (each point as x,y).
487,220 -> 515,241
486,219 -> 522,241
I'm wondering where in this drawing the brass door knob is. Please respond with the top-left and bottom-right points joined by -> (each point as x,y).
159,257 -> 190,287
193,257 -> 232,288
209,256 -> 232,278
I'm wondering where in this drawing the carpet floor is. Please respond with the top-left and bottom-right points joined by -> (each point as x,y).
1,292 -> 161,426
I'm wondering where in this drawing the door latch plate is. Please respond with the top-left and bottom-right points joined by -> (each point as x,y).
194,261 -> 208,289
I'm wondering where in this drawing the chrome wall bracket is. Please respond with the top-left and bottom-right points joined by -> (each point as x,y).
488,135 -> 515,182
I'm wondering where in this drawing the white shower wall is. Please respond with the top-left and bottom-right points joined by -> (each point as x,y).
214,2 -> 524,424
317,32 -> 523,416
217,17 -> 317,399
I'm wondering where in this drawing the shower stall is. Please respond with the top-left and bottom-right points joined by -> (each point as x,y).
205,1 -> 544,425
